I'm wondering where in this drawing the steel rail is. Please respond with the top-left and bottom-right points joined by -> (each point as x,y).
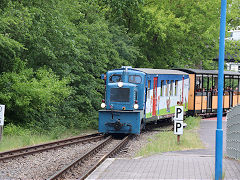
0,133 -> 103,161
47,136 -> 113,180
80,135 -> 130,180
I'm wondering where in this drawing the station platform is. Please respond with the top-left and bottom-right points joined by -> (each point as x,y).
87,117 -> 240,179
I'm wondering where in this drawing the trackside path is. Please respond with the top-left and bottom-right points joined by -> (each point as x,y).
87,117 -> 240,179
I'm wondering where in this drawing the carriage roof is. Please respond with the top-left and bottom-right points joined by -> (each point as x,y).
176,68 -> 240,76
132,68 -> 188,75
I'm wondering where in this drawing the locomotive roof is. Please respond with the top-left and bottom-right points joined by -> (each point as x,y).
175,68 -> 240,76
132,68 -> 188,75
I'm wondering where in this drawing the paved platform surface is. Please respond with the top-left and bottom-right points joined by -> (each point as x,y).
87,118 -> 240,179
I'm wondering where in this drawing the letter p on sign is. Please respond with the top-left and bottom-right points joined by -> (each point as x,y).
175,106 -> 183,121
174,121 -> 183,135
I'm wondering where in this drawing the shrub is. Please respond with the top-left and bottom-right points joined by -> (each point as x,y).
0,67 -> 71,126
3,123 -> 31,136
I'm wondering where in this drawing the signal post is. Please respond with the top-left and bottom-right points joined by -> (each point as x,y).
0,105 -> 5,141
174,106 -> 184,144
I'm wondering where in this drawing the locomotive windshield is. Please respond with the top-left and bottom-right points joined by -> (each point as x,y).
129,75 -> 142,84
110,88 -> 130,102
109,74 -> 122,83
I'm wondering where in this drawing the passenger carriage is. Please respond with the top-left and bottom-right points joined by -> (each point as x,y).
99,67 -> 189,134
176,69 -> 240,115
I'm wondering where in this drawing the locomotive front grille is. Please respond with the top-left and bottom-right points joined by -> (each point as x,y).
110,88 -> 130,102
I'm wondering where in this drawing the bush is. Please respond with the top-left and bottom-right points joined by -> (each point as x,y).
0,67 -> 71,126
3,123 -> 31,136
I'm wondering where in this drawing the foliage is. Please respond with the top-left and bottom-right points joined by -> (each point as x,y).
138,0 -> 222,68
3,123 -> 31,136
225,40 -> 240,62
98,0 -> 144,32
100,0 -> 240,69
0,0 -> 141,132
0,67 -> 70,126
0,0 -> 239,135
226,0 -> 240,29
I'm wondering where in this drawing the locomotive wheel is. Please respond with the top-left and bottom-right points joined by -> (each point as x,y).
140,119 -> 146,131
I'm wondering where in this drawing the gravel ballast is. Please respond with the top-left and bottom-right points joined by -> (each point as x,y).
0,140 -> 105,179
0,124 -> 172,179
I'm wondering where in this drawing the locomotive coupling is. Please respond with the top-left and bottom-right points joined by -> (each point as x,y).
113,121 -> 123,131
105,119 -> 132,131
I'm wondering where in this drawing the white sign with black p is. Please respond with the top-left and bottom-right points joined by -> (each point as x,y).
0,105 -> 5,126
175,106 -> 184,120
174,120 -> 183,135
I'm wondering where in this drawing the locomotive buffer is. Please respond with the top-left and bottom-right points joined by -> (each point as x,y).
174,106 -> 184,144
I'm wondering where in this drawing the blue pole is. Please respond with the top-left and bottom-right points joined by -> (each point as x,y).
215,0 -> 227,179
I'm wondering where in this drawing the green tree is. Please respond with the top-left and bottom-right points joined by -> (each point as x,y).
0,0 -> 141,130
0,67 -> 70,126
99,0 -> 240,69
225,40 -> 240,62
135,0 -> 222,68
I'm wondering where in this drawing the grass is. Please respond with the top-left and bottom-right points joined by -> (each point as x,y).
136,116 -> 204,157
0,134 -> 54,152
0,124 -> 97,152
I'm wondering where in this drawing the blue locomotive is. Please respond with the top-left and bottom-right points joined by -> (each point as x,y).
99,66 -> 189,134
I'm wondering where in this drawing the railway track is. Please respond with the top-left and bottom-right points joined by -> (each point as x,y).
145,120 -> 173,132
48,135 -> 131,180
0,133 -> 104,161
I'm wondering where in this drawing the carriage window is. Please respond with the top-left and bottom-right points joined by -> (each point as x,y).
212,76 -> 218,95
166,80 -> 169,96
175,80 -> 178,96
203,76 -> 208,92
147,80 -> 151,98
129,75 -> 142,84
233,79 -> 239,95
208,76 -> 213,91
161,80 -> 164,96
170,80 -> 174,96
109,74 -> 122,83
195,76 -> 202,92
224,76 -> 231,95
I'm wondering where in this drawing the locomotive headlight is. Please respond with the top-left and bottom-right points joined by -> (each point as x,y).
101,103 -> 106,108
134,104 -> 139,109
118,82 -> 123,87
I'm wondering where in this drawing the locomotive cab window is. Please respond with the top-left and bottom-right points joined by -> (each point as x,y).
109,74 -> 122,83
129,75 -> 142,84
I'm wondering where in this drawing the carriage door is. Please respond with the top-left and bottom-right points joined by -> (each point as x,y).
153,77 -> 158,116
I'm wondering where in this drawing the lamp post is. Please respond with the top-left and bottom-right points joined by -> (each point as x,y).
215,0 -> 227,179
